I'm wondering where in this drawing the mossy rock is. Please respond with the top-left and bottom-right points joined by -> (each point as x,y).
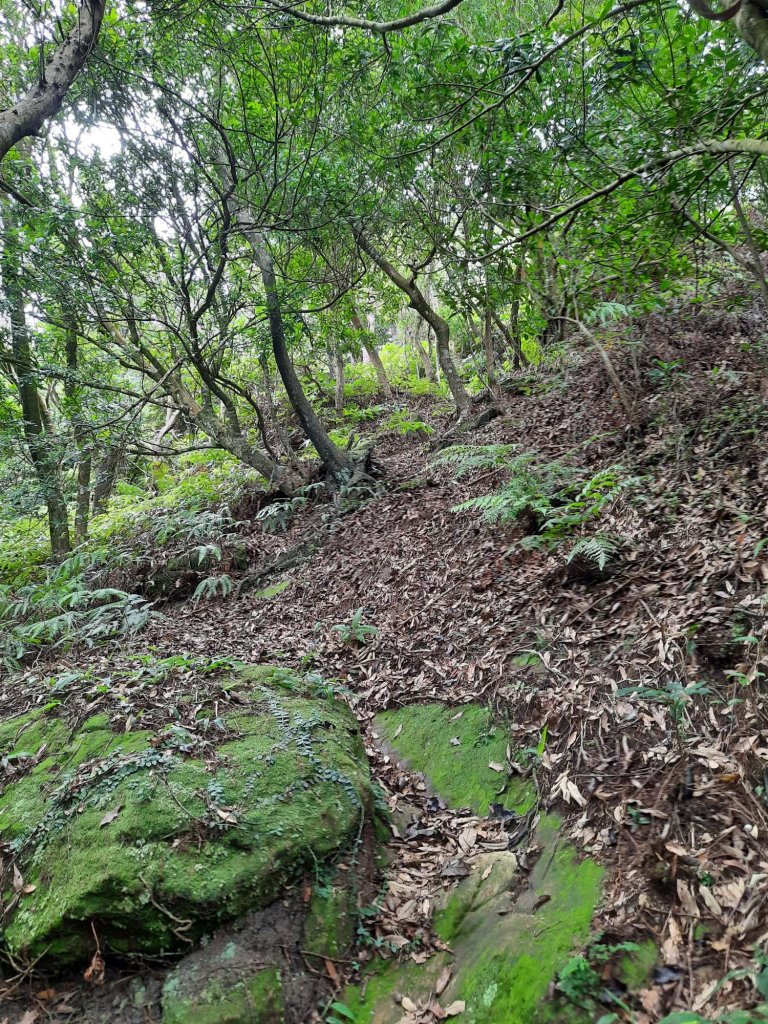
351,703 -> 604,1024
162,946 -> 284,1024
0,666 -> 373,964
375,703 -> 535,815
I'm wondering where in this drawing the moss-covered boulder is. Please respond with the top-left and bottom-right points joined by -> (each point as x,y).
162,948 -> 284,1024
0,667 -> 373,964
344,703 -> 604,1024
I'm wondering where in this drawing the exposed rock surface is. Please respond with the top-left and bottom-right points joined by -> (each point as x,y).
0,666 -> 375,1022
343,703 -> 604,1024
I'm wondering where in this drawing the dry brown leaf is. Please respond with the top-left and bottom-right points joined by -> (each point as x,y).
83,950 -> 106,986
444,1001 -> 466,1016
324,957 -> 340,987
435,966 -> 452,996
99,806 -> 121,827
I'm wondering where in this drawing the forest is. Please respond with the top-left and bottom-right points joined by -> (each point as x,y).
0,0 -> 767,1022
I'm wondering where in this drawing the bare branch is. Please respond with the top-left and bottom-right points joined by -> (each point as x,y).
260,0 -> 464,33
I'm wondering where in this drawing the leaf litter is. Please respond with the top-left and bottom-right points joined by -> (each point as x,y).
2,299 -> 768,1021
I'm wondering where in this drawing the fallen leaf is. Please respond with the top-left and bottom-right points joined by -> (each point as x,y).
400,996 -> 419,1012
394,723 -> 403,738
435,966 -> 452,996
488,762 -> 506,773
99,806 -> 121,827
84,950 -> 105,986
324,957 -> 340,987
445,1001 -> 466,1016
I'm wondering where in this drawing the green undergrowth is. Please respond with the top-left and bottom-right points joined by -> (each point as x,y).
0,666 -> 373,963
0,451 -> 264,669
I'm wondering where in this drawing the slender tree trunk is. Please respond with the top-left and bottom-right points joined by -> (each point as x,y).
64,327 -> 92,544
413,329 -> 434,379
242,225 -> 353,481
333,349 -> 345,414
483,304 -> 502,404
92,444 -> 123,517
728,159 -> 768,307
1,211 -> 70,554
350,308 -> 393,397
352,225 -> 470,415
1,235 -> 71,555
258,353 -> 294,458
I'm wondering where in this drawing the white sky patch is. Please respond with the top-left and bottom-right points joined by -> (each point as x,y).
63,116 -> 122,159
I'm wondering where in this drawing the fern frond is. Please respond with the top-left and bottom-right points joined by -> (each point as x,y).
432,444 -> 520,477
565,535 -> 619,571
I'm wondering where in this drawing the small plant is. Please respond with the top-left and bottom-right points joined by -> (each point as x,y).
435,445 -> 634,561
556,954 -> 601,1007
565,534 -> 621,573
326,1002 -> 357,1024
383,409 -> 433,435
192,574 -> 234,605
648,357 -> 688,390
332,608 -> 379,645
257,483 -> 324,533
618,679 -> 711,742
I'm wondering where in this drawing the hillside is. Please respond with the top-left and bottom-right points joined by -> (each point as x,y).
1,285 -> 767,1024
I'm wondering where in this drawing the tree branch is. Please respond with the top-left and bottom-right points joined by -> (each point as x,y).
0,0 -> 106,163
260,0 -> 464,33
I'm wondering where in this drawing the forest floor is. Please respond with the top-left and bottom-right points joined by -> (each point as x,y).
3,292 -> 768,1023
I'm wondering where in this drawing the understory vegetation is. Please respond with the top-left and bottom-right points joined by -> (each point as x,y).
1,0 -> 768,1022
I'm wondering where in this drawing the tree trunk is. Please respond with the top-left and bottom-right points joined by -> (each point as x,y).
352,225 -> 470,415
350,308 -> 393,397
1,227 -> 71,555
333,349 -> 345,414
0,0 -> 107,163
483,304 -> 502,404
92,444 -> 123,517
65,327 -> 92,544
242,225 -> 353,482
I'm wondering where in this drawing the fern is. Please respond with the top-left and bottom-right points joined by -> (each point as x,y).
565,535 -> 619,572
439,444 -> 636,563
432,444 -> 523,477
192,574 -> 234,604
542,466 -> 636,539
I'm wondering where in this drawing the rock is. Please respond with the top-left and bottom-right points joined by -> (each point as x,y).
0,666 -> 373,965
162,943 -> 284,1024
375,703 -> 536,816
347,703 -> 604,1024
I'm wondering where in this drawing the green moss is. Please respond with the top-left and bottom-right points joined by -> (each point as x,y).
616,939 -> 657,991
80,713 -> 111,732
1,668 -> 373,964
433,816 -> 602,1024
162,965 -> 284,1024
304,881 -> 356,958
346,705 -> 604,1024
0,709 -> 67,759
375,704 -> 534,816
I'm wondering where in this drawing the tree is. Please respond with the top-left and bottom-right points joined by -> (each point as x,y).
0,1 -> 106,165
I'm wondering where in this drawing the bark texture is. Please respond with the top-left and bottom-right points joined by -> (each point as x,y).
0,1 -> 106,163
